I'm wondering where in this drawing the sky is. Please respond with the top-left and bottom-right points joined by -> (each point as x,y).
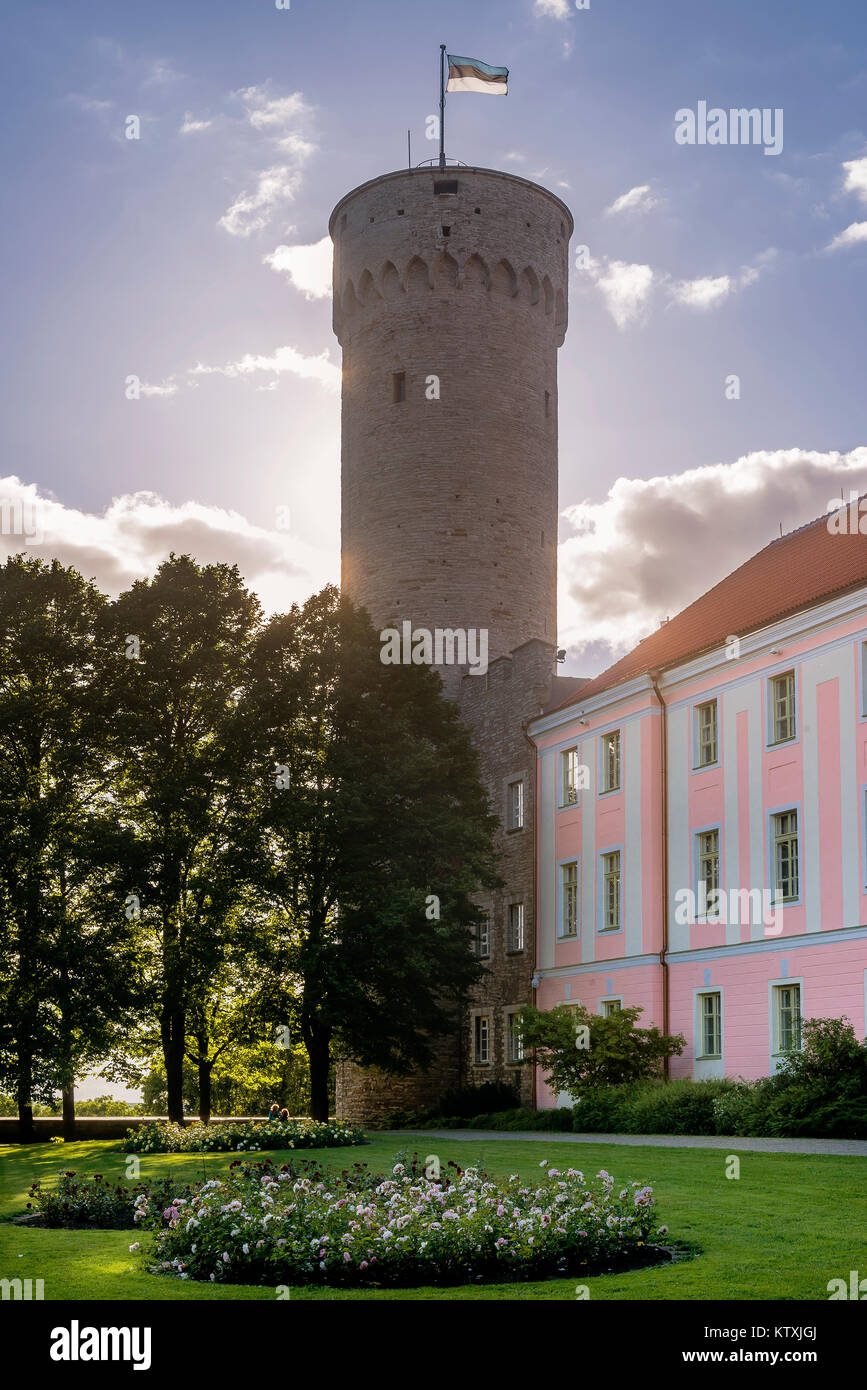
1,0 -> 866,678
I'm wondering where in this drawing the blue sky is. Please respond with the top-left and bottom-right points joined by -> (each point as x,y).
1,0 -> 866,673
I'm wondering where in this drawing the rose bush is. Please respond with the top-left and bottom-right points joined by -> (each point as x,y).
27,1171 -> 193,1229
119,1118 -> 364,1154
135,1155 -> 667,1287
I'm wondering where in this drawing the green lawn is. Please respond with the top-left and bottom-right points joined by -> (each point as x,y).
1,1134 -> 864,1300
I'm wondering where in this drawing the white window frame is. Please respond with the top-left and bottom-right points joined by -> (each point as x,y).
693,699 -> 719,769
769,806 -> 800,905
598,848 -> 622,933
557,859 -> 579,938
507,778 -> 524,832
473,1013 -> 491,1066
694,825 -> 721,919
507,902 -> 525,953
599,729 -> 621,794
693,986 -> 725,1079
559,745 -> 580,807
767,669 -> 797,747
505,1008 -> 525,1063
769,978 -> 803,1070
474,913 -> 490,960
600,997 -> 622,1018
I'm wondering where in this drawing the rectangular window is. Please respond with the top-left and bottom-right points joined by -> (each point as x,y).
507,903 -> 525,953
506,1011 -> 524,1063
861,642 -> 867,718
473,914 -> 490,959
392,371 -> 406,404
696,828 -> 720,908
600,730 -> 621,793
560,862 -> 578,937
600,850 -> 621,931
770,671 -> 796,744
473,1014 -> 490,1065
774,983 -> 802,1054
772,809 -> 799,903
698,992 -> 722,1057
695,700 -> 718,767
560,746 -> 579,806
601,999 -> 621,1018
508,779 -> 524,831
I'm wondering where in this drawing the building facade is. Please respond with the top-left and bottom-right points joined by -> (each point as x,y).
529,512 -> 867,1105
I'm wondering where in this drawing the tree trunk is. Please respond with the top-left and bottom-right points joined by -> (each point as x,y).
62,1080 -> 76,1141
197,1035 -> 212,1125
162,1006 -> 186,1125
307,1035 -> 331,1122
17,1049 -> 35,1144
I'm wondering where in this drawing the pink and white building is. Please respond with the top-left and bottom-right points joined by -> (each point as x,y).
529,508 -> 867,1105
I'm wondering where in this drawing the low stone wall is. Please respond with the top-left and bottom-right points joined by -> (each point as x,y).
0,1116 -> 268,1144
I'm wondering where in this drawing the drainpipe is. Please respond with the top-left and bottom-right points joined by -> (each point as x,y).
648,669 -> 671,1077
523,718 -> 541,1110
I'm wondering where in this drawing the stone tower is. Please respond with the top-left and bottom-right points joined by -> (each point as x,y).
331,166 -> 573,1122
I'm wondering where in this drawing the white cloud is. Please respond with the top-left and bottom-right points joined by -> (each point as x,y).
534,0 -> 571,17
190,344 -> 339,390
589,259 -> 655,328
219,166 -> 304,238
504,151 -> 526,163
179,113 -> 212,134
264,237 -> 332,300
237,87 -> 310,130
842,155 -> 867,202
0,479 -> 336,612
219,87 -> 317,237
826,220 -> 867,252
605,183 -> 658,216
669,274 -> 732,310
558,447 -> 867,672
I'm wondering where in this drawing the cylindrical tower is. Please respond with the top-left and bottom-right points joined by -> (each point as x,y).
331,166 -> 572,693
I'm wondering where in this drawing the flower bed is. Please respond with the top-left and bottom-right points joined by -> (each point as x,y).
118,1118 -> 365,1154
26,1171 -> 192,1229
135,1155 -> 668,1287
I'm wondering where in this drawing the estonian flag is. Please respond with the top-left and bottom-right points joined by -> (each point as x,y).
447,54 -> 509,96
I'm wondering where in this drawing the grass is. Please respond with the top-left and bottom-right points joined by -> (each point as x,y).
1,1133 -> 865,1300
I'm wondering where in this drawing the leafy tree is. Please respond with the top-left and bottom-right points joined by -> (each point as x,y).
517,1003 -> 685,1096
103,555 -> 262,1123
242,586 -> 499,1120
0,556 -> 142,1139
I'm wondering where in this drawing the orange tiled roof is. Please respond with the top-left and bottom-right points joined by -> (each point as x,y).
554,503 -> 867,712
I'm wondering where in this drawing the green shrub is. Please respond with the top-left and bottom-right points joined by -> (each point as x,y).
619,1079 -> 737,1136
437,1082 -> 520,1119
119,1118 -> 365,1154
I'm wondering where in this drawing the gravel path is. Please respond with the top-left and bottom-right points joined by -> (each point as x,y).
374,1128 -> 867,1156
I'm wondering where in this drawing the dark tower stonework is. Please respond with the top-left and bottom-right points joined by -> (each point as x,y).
331,167 -> 573,1124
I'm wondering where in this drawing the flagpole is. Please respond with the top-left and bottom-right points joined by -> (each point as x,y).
439,44 -> 446,171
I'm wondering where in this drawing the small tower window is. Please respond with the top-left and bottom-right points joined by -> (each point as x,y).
441,225 -> 451,237
398,209 -> 405,216
474,207 -> 481,214
392,371 -> 406,403
545,390 -> 551,418
434,179 -> 458,194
